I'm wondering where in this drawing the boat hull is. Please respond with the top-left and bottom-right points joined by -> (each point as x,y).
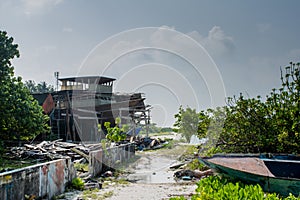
200,154 -> 300,197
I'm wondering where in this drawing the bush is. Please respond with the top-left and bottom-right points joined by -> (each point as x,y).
173,62 -> 300,154
71,177 -> 85,190
170,176 -> 300,200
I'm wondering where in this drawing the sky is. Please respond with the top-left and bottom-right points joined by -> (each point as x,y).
1,0 -> 300,127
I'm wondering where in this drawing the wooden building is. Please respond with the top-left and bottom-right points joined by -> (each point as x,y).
33,76 -> 150,143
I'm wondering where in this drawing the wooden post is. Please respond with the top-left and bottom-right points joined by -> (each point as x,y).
146,109 -> 150,138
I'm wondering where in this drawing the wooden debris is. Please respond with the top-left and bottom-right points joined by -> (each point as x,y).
136,137 -> 165,151
71,148 -> 89,160
169,162 -> 186,170
193,169 -> 213,178
174,169 -> 213,179
7,140 -> 103,163
168,193 -> 194,198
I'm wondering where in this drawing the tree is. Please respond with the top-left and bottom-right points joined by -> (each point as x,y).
220,62 -> 300,153
226,63 -> 298,153
24,80 -> 54,93
173,105 -> 184,132
265,62 -> 300,152
174,106 -> 199,142
160,127 -> 173,132
24,80 -> 37,93
222,95 -> 275,153
174,62 -> 300,154
0,31 -> 49,144
133,123 -> 161,135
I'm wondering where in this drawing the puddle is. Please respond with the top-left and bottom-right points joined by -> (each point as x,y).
126,152 -> 181,184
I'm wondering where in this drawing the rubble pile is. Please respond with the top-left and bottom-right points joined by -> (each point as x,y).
5,135 -> 170,163
169,159 -> 213,181
173,169 -> 213,180
6,139 -> 102,162
135,137 -> 168,151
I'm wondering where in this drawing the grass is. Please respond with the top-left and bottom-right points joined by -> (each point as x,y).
81,188 -> 114,200
102,191 -> 114,199
74,162 -> 89,172
102,177 -> 130,188
82,188 -> 99,199
79,175 -> 127,200
154,142 -> 207,171
160,143 -> 198,158
147,132 -> 175,137
115,178 -> 130,185
184,158 -> 208,171
162,138 -> 176,149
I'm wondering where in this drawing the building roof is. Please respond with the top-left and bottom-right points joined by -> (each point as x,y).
58,76 -> 116,84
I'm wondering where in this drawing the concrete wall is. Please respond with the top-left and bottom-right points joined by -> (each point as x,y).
0,158 -> 76,200
0,143 -> 135,199
89,143 -> 135,177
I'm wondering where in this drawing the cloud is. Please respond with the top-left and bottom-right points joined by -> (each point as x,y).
21,0 -> 64,15
62,27 -> 73,33
257,23 -> 271,33
287,49 -> 300,60
40,45 -> 57,52
187,26 -> 235,58
78,26 -> 227,126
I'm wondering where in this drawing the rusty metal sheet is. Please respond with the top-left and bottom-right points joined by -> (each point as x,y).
207,157 -> 275,177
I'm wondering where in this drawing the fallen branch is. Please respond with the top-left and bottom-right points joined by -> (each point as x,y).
71,148 -> 89,160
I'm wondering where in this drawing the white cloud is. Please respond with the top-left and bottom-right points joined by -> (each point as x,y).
187,26 -> 235,58
21,0 -> 64,15
78,26 -> 227,127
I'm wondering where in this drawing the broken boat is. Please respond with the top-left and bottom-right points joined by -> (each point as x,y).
199,154 -> 300,197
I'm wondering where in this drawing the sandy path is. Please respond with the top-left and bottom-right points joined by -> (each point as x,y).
72,146 -> 198,200
100,182 -> 197,200
98,150 -> 197,200
63,144 -> 198,200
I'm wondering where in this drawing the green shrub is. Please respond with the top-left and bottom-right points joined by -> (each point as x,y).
103,118 -> 126,143
71,177 -> 85,190
171,176 -> 300,200
169,196 -> 186,200
185,159 -> 208,171
285,193 -> 300,200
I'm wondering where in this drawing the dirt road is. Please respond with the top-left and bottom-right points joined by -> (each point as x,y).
97,150 -> 197,200
61,142 -> 198,200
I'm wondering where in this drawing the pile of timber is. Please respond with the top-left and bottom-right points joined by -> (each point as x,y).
7,139 -> 103,162
135,137 -> 167,151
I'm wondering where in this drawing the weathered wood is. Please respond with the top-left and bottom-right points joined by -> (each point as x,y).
9,140 -> 105,164
71,148 -> 90,160
36,141 -> 48,148
56,142 -> 78,148
24,144 -> 36,149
